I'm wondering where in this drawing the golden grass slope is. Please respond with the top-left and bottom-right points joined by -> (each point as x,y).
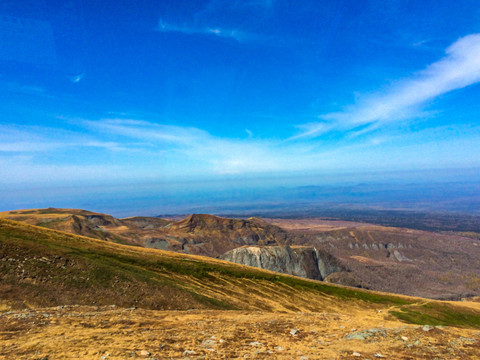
0,208 -> 142,246
2,305 -> 480,359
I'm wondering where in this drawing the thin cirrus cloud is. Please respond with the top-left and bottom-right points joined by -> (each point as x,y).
293,33 -> 480,139
83,118 -> 315,174
0,124 -> 126,153
84,118 -> 480,175
83,118 -> 211,145
2,117 -> 480,185
156,19 -> 254,43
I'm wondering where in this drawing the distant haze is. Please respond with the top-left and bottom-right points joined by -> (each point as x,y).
2,168 -> 479,217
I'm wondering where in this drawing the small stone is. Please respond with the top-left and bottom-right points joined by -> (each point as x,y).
401,336 -> 409,341
290,328 -> 300,336
373,353 -> 385,358
458,336 -> 477,344
139,350 -> 150,356
202,339 -> 216,347
345,332 -> 368,340
422,325 -> 434,332
300,357 -> 309,360
249,341 -> 263,346
352,352 -> 362,357
276,346 -> 284,351
183,350 -> 196,355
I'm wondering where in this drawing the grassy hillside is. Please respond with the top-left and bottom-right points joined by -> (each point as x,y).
0,208 -> 143,246
2,218 -> 480,329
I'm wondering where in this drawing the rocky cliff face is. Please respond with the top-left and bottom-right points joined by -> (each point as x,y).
220,245 -> 346,281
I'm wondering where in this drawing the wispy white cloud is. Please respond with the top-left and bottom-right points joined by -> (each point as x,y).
293,33 -> 480,139
83,118 -> 209,145
83,118 -> 314,175
0,124 -> 128,152
157,19 -> 254,43
0,140 -> 126,152
3,116 -> 480,185
156,0 -> 281,45
81,118 -> 480,176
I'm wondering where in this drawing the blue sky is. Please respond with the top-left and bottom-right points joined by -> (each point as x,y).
1,0 -> 480,192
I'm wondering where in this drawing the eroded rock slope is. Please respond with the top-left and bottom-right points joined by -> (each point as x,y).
220,245 -> 346,281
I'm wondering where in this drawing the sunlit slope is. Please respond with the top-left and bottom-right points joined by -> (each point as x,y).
2,218 -> 480,328
0,208 -> 144,246
0,209 -> 300,256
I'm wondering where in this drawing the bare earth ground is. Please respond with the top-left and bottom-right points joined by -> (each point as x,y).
2,304 -> 480,360
263,218 -> 374,233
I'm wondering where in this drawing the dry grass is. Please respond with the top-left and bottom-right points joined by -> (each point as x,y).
1,305 -> 480,359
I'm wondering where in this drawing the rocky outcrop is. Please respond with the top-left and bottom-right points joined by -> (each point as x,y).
219,245 -> 346,280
